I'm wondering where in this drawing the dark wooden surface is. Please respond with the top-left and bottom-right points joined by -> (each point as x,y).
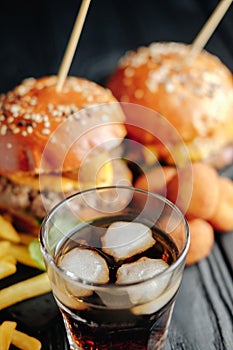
0,1 -> 232,349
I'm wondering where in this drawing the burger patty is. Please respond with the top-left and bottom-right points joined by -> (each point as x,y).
0,175 -> 67,219
0,160 -> 133,222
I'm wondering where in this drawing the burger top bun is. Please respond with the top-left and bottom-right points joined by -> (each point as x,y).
0,76 -> 126,175
107,42 -> 233,166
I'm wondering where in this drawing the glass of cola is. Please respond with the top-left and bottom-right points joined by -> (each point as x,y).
40,186 -> 190,350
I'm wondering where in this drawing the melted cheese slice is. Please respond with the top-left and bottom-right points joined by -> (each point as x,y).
7,161 -> 113,193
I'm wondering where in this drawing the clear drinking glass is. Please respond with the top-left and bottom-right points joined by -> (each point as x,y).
40,186 -> 189,350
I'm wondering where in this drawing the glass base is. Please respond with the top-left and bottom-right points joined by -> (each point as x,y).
61,301 -> 175,350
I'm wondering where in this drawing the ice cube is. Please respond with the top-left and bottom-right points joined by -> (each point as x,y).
116,257 -> 170,305
59,248 -> 109,297
53,285 -> 88,311
96,289 -> 133,309
101,221 -> 155,261
131,276 -> 182,315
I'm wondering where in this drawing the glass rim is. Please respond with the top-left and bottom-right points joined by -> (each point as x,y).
40,185 -> 190,288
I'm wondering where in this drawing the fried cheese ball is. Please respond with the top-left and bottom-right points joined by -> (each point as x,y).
134,166 -> 176,196
167,162 -> 219,219
186,218 -> 214,265
209,177 -> 233,232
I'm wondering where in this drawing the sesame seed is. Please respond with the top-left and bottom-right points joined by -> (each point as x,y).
32,114 -> 43,123
16,85 -> 28,96
47,104 -> 54,111
0,125 -> 7,135
22,130 -> 27,137
6,143 -> 12,149
74,85 -> 82,92
124,67 -> 135,78
13,127 -> 20,134
57,105 -> 63,111
37,83 -> 44,90
0,115 -> 5,121
52,110 -> 58,117
10,104 -> 20,114
23,77 -> 35,85
80,119 -> 87,125
42,128 -> 50,135
165,82 -> 175,93
7,116 -> 14,123
30,97 -> 37,106
134,89 -> 144,99
27,126 -> 33,134
51,137 -> 57,143
87,95 -> 94,102
44,121 -> 50,128
70,104 -> 78,112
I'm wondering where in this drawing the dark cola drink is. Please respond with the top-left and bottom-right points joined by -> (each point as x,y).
54,215 -> 180,350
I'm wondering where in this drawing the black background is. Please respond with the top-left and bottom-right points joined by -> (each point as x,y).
0,0 -> 233,92
0,1 -> 232,349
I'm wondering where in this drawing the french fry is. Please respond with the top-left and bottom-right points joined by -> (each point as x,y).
0,255 -> 17,265
0,273 -> 51,310
12,329 -> 42,350
0,241 -> 11,260
0,261 -> 17,280
0,216 -> 20,243
9,244 -> 39,269
0,321 -> 17,350
0,322 -> 42,350
18,233 -> 36,246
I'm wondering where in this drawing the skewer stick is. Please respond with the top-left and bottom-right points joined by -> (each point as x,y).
56,0 -> 92,92
189,0 -> 232,58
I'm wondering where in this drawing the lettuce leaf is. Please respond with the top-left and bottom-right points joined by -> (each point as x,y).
29,239 -> 46,271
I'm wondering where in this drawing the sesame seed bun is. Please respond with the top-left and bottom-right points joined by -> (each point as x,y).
0,76 -> 126,175
0,76 -> 131,234
107,42 -> 233,167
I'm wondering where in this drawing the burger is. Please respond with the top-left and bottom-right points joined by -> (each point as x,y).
0,76 -> 132,234
107,42 -> 233,168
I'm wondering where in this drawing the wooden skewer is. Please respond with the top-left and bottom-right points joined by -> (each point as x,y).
56,0 -> 92,92
189,0 -> 232,58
